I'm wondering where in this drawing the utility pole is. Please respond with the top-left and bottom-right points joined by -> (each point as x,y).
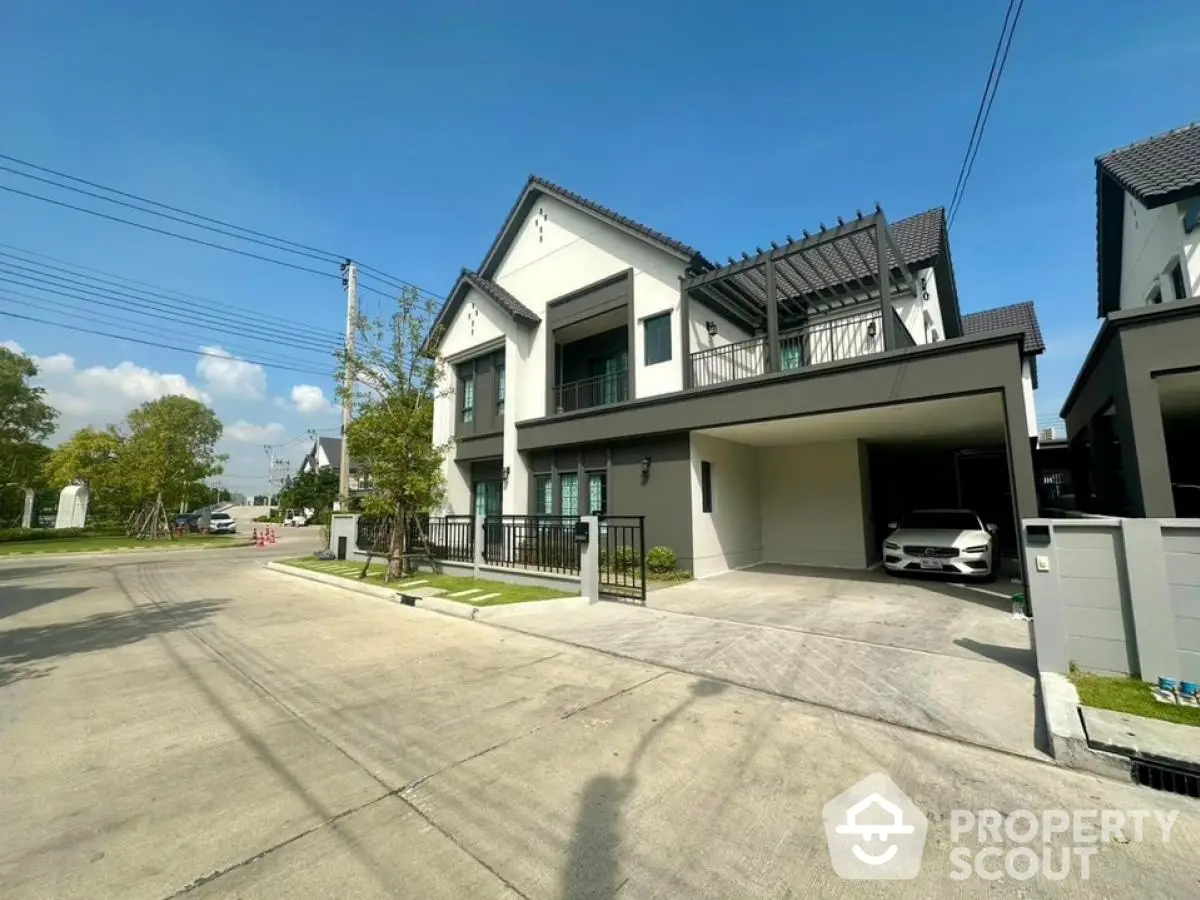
338,259 -> 357,510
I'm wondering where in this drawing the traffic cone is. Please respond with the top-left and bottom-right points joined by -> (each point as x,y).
256,530 -> 265,548
252,528 -> 258,543
268,527 -> 276,544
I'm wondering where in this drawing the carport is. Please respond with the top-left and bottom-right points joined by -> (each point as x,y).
689,393 -> 1020,577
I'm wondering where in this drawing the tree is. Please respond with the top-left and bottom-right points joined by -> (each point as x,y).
44,426 -> 128,520
0,346 -> 57,487
278,468 -> 339,515
339,284 -> 449,577
124,396 -> 226,512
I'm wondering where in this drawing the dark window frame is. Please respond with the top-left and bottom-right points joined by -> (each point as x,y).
495,355 -> 506,415
586,470 -> 608,516
1169,258 -> 1188,301
533,473 -> 552,515
460,366 -> 475,424
700,460 -> 713,513
643,311 -> 673,366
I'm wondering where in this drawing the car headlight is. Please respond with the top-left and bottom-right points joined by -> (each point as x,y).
963,545 -> 989,554
884,541 -> 901,551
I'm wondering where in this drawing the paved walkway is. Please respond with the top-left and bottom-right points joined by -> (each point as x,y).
486,583 -> 1045,759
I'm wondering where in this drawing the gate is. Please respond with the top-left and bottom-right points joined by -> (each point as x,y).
598,515 -> 646,603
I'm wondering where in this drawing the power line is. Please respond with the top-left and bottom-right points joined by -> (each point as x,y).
0,305 -> 335,376
0,288 -> 333,375
0,262 -> 343,356
0,151 -> 443,300
0,182 -> 340,278
947,0 -> 1026,229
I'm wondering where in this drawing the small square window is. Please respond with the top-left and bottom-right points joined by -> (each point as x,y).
643,312 -> 672,366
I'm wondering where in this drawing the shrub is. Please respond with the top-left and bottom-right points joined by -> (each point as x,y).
611,546 -> 640,573
646,546 -> 677,575
0,526 -> 122,544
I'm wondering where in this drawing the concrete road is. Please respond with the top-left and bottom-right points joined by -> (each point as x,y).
1,550 -> 1198,899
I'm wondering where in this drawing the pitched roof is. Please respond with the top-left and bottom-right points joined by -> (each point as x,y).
961,301 -> 1045,355
421,268 -> 540,356
1097,122 -> 1200,208
477,175 -> 708,279
889,208 -> 946,269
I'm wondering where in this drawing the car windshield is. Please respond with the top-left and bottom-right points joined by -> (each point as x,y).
901,511 -> 981,531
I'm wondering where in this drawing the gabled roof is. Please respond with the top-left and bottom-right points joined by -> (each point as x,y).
477,175 -> 709,279
889,208 -> 946,270
961,301 -> 1044,355
1096,123 -> 1200,317
422,269 -> 540,356
1097,122 -> 1200,208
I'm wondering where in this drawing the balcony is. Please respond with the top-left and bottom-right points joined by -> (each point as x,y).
553,369 -> 629,413
690,306 -> 913,389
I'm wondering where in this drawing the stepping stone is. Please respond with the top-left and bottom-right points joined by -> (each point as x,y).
395,579 -> 427,588
471,593 -> 501,604
447,589 -> 482,598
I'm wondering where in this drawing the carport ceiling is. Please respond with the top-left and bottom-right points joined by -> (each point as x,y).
1157,370 -> 1200,416
697,394 -> 1006,447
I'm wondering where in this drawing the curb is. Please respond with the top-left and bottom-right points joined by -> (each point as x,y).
0,541 -> 257,561
1038,671 -> 1132,780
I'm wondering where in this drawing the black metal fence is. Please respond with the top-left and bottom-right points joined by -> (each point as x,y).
553,370 -> 628,414
356,516 -> 393,552
406,514 -> 474,562
598,515 -> 646,603
483,515 -> 580,575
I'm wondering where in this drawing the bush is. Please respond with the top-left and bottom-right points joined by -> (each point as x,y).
611,546 -> 640,573
646,546 -> 677,575
0,525 -> 123,543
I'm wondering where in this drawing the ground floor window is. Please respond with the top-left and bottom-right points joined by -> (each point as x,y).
587,471 -> 607,515
560,473 -> 579,517
473,480 -> 502,518
534,474 -> 552,514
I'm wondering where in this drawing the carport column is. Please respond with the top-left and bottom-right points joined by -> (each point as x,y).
1114,369 -> 1174,517
764,259 -> 780,373
473,516 -> 485,578
1022,520 -> 1068,673
580,515 -> 599,603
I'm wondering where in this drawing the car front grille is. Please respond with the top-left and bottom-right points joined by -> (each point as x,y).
902,546 -> 959,558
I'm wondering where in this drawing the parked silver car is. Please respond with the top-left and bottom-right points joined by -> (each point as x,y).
882,508 -> 998,580
207,511 -> 237,535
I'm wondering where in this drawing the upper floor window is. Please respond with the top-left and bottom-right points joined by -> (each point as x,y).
1169,259 -> 1188,301
461,372 -> 475,423
643,312 -> 672,365
496,361 -> 506,415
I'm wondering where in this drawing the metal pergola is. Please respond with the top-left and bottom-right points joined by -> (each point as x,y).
679,207 -> 920,384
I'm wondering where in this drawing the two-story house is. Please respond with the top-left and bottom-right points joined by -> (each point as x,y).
298,436 -> 371,494
426,176 -> 1044,578
1061,122 -> 1200,517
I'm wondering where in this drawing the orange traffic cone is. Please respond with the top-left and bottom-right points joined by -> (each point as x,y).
252,528 -> 258,543
256,530 -> 265,548
268,527 -> 276,544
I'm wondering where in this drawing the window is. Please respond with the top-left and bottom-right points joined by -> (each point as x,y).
496,361 -> 506,415
461,373 -> 475,424
534,475 -> 552,515
587,472 -> 607,515
780,344 -> 801,371
701,461 -> 713,513
1170,259 -> 1188,301
643,312 -> 672,365
560,473 -> 579,517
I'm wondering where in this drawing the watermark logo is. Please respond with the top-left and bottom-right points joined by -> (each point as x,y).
822,773 -> 929,880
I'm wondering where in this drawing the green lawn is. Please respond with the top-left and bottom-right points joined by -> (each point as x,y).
281,557 -> 573,606
1071,672 -> 1200,728
0,534 -> 249,556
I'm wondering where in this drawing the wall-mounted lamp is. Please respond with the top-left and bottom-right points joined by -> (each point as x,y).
640,457 -> 652,476
866,321 -> 877,339
704,320 -> 718,337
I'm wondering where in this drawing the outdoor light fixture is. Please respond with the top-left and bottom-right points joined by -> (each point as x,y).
867,321 -> 877,339
502,466 -> 511,483
705,320 -> 718,337
640,456 -> 652,476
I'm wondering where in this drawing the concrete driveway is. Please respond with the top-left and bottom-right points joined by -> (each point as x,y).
487,564 -> 1042,758
3,550 -> 1199,898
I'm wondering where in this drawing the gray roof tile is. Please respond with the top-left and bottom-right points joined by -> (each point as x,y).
460,269 -> 540,324
961,301 -> 1045,354
1098,122 -> 1200,207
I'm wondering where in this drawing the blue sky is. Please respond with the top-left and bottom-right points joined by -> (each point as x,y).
0,1 -> 1193,491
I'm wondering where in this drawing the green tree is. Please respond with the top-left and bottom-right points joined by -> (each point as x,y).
339,285 -> 449,577
278,468 -> 339,516
44,426 -> 128,519
123,396 -> 226,510
0,346 -> 57,487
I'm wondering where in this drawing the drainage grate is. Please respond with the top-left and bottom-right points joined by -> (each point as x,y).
1130,758 -> 1200,798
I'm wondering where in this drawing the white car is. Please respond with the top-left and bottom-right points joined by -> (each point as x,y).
882,509 -> 998,580
207,511 -> 238,535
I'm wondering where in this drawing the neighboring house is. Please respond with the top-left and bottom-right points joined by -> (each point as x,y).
1061,122 -> 1200,517
425,175 -> 1044,577
961,302 -> 1046,444
298,436 -> 371,493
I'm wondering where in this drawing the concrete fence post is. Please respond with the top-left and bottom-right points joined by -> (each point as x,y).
1120,519 -> 1177,683
580,515 -> 599,603
1023,519 -> 1070,673
473,517 -> 485,578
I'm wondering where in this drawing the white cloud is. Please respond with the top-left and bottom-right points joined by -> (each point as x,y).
196,346 -> 267,400
224,420 -> 286,443
275,383 -> 337,415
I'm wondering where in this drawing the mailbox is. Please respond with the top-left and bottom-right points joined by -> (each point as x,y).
574,520 -> 590,544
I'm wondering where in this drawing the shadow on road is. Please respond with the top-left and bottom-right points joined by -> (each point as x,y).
560,679 -> 726,899
0,595 -> 223,688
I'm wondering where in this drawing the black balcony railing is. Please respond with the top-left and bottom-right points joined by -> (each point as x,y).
690,309 -> 904,388
553,370 -> 628,414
